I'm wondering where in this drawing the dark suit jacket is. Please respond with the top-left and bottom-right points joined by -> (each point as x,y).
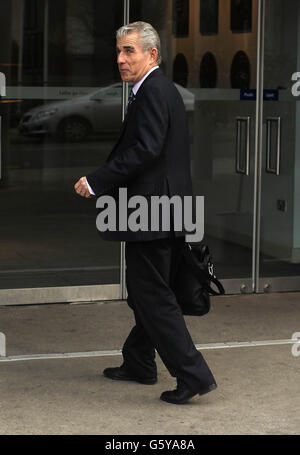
87,67 -> 194,241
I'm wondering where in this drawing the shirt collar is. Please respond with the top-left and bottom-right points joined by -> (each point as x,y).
132,66 -> 159,95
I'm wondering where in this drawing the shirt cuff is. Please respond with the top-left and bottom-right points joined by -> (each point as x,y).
85,178 -> 95,195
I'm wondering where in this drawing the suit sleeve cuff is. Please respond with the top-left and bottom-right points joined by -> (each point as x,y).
85,177 -> 95,196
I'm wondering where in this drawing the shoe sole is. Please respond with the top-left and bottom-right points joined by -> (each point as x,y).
198,383 -> 217,395
103,371 -> 157,385
160,396 -> 193,405
160,383 -> 217,404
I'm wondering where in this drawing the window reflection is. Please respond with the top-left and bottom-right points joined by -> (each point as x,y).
200,52 -> 218,88
173,53 -> 188,88
231,50 -> 251,88
19,84 -> 123,143
231,0 -> 252,33
172,0 -> 189,37
0,0 -> 123,289
200,0 -> 219,36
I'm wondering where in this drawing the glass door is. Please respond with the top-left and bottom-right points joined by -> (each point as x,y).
258,0 -> 300,292
193,0 -> 259,294
130,0 -> 260,294
0,0 -> 123,304
3,0 -> 299,302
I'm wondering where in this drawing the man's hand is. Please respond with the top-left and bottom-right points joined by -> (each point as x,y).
74,177 -> 92,198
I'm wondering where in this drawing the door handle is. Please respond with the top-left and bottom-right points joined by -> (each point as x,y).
236,116 -> 250,176
266,117 -> 281,175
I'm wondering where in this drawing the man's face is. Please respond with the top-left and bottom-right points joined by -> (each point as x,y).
116,32 -> 157,84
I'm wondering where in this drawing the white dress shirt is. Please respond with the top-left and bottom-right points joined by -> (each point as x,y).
86,66 -> 159,196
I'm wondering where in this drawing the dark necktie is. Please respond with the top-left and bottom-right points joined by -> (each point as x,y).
125,89 -> 135,116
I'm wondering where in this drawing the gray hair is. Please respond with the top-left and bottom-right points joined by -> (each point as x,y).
116,21 -> 162,65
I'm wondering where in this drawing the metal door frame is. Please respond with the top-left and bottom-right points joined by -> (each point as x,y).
252,0 -> 265,293
119,0 -> 130,301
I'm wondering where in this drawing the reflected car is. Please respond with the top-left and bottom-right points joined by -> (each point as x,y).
18,83 -> 194,142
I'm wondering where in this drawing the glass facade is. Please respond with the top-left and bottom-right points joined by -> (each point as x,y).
1,0 -> 300,302
130,0 -> 258,282
0,0 -> 123,291
260,0 -> 300,286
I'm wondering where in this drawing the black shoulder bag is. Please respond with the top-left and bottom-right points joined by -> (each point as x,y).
173,242 -> 225,316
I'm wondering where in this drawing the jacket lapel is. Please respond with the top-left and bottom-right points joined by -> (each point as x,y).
106,68 -> 163,162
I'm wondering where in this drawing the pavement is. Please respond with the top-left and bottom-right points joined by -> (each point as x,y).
0,292 -> 300,435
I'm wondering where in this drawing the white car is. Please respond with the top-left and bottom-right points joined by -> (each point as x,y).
19,83 -> 194,142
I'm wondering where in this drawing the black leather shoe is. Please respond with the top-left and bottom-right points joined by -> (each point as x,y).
103,366 -> 157,385
160,383 -> 217,404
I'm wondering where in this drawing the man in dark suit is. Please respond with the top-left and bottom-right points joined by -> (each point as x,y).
74,21 -> 217,404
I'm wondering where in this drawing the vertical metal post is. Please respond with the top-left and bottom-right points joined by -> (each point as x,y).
0,70 -> 5,182
17,1 -> 24,87
43,0 -> 49,86
0,116 -> 2,181
16,0 -> 25,113
252,0 -> 265,293
120,0 -> 130,300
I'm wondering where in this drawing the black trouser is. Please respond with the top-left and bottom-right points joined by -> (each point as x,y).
122,236 -> 217,392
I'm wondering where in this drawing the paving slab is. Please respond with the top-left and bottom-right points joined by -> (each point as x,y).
0,293 -> 300,435
0,345 -> 299,435
0,293 -> 299,356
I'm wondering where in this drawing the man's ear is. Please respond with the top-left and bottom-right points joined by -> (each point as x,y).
150,47 -> 158,64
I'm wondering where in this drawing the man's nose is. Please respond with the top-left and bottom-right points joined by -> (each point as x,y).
117,51 -> 126,64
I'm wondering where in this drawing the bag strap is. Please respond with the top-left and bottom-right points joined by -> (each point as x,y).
184,244 -> 225,296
